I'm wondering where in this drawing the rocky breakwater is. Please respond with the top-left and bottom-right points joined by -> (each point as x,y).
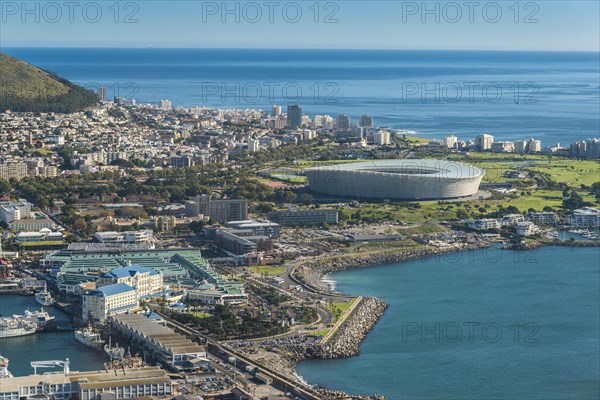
306,297 -> 388,359
295,243 -> 487,293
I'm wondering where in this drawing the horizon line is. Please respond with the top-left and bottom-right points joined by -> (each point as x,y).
1,46 -> 599,53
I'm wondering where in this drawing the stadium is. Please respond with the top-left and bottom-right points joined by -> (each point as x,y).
305,159 -> 484,200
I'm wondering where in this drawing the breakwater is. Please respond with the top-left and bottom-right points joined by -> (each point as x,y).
504,239 -> 600,250
294,243 -> 487,294
306,297 -> 387,360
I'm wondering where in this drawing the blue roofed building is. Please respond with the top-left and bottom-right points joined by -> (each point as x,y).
82,282 -> 138,322
98,264 -> 164,298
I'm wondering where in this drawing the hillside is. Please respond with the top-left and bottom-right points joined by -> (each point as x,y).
0,52 -> 98,113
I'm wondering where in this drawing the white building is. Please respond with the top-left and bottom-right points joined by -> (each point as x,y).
0,199 -> 32,224
475,134 -> 494,151
98,265 -> 164,298
443,135 -> 458,149
500,214 -> 525,226
491,141 -> 515,153
247,139 -> 260,152
0,367 -> 172,400
82,282 -> 138,322
515,221 -> 538,236
527,212 -> 559,225
159,99 -> 172,110
94,230 -> 154,244
469,219 -> 500,230
567,207 -> 600,227
373,131 -> 391,145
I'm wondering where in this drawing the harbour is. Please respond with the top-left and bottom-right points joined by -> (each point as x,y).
0,294 -> 106,377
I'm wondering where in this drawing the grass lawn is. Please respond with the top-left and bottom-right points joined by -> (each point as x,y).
19,240 -> 65,247
328,298 -> 358,323
524,159 -> 600,186
250,266 -> 286,275
293,159 -> 367,168
25,148 -> 54,156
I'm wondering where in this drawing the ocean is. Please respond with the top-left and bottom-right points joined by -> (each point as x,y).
0,294 -> 106,377
3,48 -> 599,144
296,246 -> 600,400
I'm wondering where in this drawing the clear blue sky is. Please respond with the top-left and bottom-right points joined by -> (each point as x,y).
1,1 -> 598,51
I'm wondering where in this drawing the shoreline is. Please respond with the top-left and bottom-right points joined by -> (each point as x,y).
285,242 -> 489,399
287,239 -> 599,398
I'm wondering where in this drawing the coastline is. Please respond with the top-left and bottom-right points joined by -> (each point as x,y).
285,241 -> 489,399
293,241 -> 489,295
287,238 -> 599,398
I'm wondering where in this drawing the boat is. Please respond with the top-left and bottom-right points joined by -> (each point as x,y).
0,354 -> 13,379
74,327 -> 105,350
0,316 -> 38,338
104,337 -> 125,360
13,308 -> 55,329
104,348 -> 144,370
35,284 -> 55,306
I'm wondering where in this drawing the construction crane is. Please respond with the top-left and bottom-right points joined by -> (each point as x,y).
30,359 -> 70,375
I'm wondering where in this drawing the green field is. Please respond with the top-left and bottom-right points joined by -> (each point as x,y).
19,240 -> 65,248
293,159 -> 367,168
328,298 -> 357,323
339,188 -> 600,224
250,266 -> 286,275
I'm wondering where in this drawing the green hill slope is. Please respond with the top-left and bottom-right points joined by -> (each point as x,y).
0,52 -> 98,113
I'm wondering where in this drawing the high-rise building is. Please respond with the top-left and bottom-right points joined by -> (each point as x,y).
271,105 -> 282,116
491,141 -> 515,153
286,105 -> 302,129
373,131 -> 391,145
570,138 -> 600,159
98,86 -> 107,102
358,114 -> 373,127
0,161 -> 28,181
185,195 -> 248,222
514,140 -> 528,153
336,114 -> 351,130
247,139 -> 260,152
515,138 -> 541,154
443,135 -> 458,149
159,100 -> 172,110
475,134 -> 494,151
528,139 -> 542,153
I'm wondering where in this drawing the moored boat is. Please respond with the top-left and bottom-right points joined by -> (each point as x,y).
35,284 -> 55,306
74,326 -> 104,350
13,308 -> 55,329
104,337 -> 125,360
0,354 -> 13,378
0,316 -> 37,338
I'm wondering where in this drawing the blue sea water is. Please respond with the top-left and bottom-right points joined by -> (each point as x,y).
0,294 -> 106,376
296,246 -> 600,400
3,48 -> 599,144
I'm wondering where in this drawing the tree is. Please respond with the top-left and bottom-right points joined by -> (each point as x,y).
73,217 -> 87,231
456,209 -> 470,220
563,191 -> 591,211
300,193 -> 314,205
189,220 -> 205,234
0,179 -> 13,195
